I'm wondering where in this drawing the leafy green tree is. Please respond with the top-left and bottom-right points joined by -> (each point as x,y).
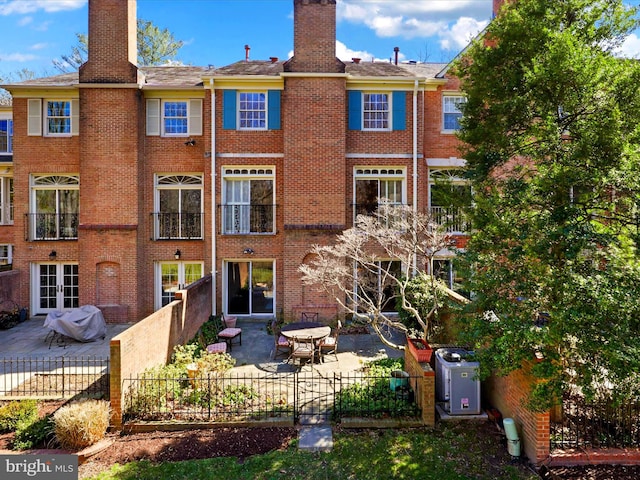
53,19 -> 184,72
454,0 -> 640,410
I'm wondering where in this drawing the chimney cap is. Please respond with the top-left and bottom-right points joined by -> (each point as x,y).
352,58 -> 361,64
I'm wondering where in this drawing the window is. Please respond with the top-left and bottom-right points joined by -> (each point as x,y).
443,95 -> 466,131
354,168 -> 405,221
29,175 -> 79,240
154,174 -> 203,239
222,168 -> 275,234
431,258 -> 467,296
27,99 -> 79,137
428,169 -> 471,233
222,90 -> 281,130
146,99 -> 203,137
348,90 -> 405,131
363,93 -> 389,130
0,245 -> 12,265
0,176 -> 13,225
239,92 -> 266,130
163,102 -> 188,135
156,261 -> 204,309
357,260 -> 402,313
46,101 -> 71,135
0,119 -> 12,153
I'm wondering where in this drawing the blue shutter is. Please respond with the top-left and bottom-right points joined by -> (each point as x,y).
223,90 -> 236,130
392,91 -> 406,131
268,90 -> 281,130
348,90 -> 362,130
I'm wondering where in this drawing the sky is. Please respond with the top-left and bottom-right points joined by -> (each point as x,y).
1,0 -> 640,79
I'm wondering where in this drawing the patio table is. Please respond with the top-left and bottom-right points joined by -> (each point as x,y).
280,322 -> 331,342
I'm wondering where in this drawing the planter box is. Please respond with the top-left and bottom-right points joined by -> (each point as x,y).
407,338 -> 433,363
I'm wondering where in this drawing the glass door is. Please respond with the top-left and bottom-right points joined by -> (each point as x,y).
156,262 -> 203,309
33,263 -> 79,314
226,261 -> 274,315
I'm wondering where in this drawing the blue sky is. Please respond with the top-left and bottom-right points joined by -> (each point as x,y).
1,0 -> 640,78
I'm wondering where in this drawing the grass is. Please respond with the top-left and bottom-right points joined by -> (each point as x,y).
86,423 -> 539,480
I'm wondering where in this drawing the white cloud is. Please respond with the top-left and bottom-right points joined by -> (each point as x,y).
0,52 -> 37,62
336,0 -> 490,59
335,40 -> 393,63
616,33 -> 640,59
17,15 -> 32,26
0,0 -> 86,15
29,42 -> 48,51
439,17 -> 488,51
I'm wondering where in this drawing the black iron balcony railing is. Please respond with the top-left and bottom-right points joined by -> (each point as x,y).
352,203 -> 407,226
151,212 -> 204,240
26,213 -> 78,240
220,204 -> 275,234
429,206 -> 469,233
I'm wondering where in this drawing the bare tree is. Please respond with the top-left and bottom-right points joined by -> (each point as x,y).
299,203 -> 462,350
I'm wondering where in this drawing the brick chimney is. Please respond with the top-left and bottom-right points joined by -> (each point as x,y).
285,0 -> 344,73
79,0 -> 138,83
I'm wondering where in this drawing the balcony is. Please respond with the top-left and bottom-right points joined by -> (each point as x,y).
429,206 -> 469,233
151,212 -> 203,240
352,203 -> 407,226
26,213 -> 78,240
220,204 -> 275,234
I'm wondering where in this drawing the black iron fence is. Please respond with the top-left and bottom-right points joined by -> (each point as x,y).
0,356 -> 110,399
551,393 -> 640,450
123,371 -> 421,423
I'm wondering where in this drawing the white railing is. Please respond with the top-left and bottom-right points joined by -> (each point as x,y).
429,206 -> 468,233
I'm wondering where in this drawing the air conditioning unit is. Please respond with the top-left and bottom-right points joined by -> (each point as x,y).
435,348 -> 481,415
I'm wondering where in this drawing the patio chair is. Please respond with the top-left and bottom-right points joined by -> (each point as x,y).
271,319 -> 291,359
197,330 -> 227,354
213,315 -> 242,351
289,335 -> 316,367
317,320 -> 341,362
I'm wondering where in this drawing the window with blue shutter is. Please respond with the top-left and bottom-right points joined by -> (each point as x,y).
268,90 -> 281,130
392,91 -> 406,131
223,90 -> 237,130
348,91 -> 362,130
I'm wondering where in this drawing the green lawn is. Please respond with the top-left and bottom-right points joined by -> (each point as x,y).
86,423 -> 539,480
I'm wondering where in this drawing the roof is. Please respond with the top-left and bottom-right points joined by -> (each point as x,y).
0,59 -> 452,90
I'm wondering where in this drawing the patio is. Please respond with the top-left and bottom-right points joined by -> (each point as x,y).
0,316 -> 403,371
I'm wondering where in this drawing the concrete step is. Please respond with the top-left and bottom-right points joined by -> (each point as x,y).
298,426 -> 333,452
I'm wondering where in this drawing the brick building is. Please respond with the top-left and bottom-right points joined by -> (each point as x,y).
1,0 -> 470,323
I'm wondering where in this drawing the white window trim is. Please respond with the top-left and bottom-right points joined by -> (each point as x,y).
153,174 -> 204,240
442,94 -> 466,133
353,167 -> 407,207
0,115 -> 12,153
146,98 -> 203,137
0,244 -> 12,265
362,92 -> 392,132
42,99 -> 79,137
221,166 -> 276,235
237,91 -> 268,131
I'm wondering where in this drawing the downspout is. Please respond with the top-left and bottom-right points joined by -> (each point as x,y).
412,79 -> 419,275
210,78 -> 217,315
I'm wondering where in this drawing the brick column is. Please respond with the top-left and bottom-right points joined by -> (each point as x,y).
404,348 -> 436,426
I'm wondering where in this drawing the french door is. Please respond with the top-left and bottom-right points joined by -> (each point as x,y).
156,262 -> 204,310
226,261 -> 274,315
32,263 -> 79,314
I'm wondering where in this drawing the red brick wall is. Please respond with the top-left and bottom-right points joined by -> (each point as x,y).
484,361 -> 550,465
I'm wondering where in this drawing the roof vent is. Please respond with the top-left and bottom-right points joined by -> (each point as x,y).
352,58 -> 361,64
270,56 -> 279,63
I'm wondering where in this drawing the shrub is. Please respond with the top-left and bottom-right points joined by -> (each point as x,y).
0,400 -> 38,433
12,417 -> 54,450
53,399 -> 110,450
